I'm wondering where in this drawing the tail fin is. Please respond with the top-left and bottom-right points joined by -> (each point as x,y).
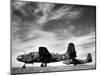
67,43 -> 77,59
86,53 -> 92,62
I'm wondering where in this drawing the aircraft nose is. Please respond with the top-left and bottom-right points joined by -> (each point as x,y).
17,55 -> 22,61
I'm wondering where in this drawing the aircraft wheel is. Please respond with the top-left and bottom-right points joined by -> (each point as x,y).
43,63 -> 47,67
41,63 -> 47,67
22,65 -> 26,68
41,63 -> 43,67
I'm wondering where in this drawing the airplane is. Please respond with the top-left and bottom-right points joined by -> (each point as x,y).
16,43 -> 92,68
63,53 -> 92,65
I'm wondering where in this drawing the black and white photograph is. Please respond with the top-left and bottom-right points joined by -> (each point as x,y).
11,0 -> 96,74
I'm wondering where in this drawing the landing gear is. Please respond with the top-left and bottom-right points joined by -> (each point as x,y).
41,63 -> 47,67
22,63 -> 26,68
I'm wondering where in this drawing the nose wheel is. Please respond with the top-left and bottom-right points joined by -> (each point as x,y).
41,63 -> 47,67
22,63 -> 26,68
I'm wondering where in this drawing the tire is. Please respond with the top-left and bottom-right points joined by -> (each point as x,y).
41,63 -> 47,67
22,65 -> 26,68
41,64 -> 43,67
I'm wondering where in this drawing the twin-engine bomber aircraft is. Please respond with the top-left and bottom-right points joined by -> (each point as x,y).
16,43 -> 92,68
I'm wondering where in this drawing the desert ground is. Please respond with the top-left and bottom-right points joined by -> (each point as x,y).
11,64 -> 96,74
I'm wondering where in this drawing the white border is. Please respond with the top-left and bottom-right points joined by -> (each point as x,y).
0,0 -> 100,75
22,0 -> 97,5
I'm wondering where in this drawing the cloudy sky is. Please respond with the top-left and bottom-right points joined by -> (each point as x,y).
11,1 -> 96,67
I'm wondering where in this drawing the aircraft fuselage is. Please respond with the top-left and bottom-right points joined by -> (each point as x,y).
17,52 -> 70,63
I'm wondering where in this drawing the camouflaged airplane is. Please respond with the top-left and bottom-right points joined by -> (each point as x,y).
16,43 -> 92,68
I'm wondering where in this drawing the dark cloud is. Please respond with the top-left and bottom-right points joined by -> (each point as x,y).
71,6 -> 96,36
81,41 -> 95,49
12,1 -> 96,43
12,2 -> 39,22
52,3 -> 67,11
42,19 -> 70,31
